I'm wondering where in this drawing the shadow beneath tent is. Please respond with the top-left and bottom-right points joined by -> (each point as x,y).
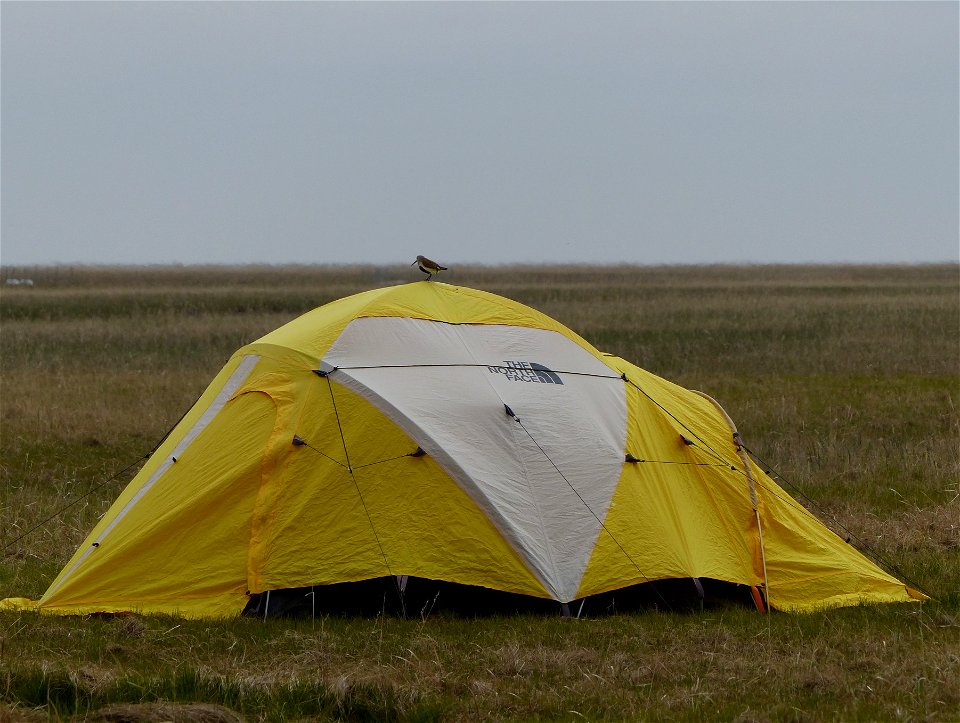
580,577 -> 763,616
242,576 -> 764,620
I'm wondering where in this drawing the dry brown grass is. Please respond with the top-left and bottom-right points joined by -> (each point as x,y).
1,263 -> 958,721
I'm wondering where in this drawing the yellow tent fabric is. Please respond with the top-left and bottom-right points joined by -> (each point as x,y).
579,357 -> 926,612
4,282 -> 925,618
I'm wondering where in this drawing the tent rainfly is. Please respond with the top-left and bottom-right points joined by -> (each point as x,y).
1,282 -> 926,618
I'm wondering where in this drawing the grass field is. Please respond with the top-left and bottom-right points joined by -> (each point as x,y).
1,263 -> 958,722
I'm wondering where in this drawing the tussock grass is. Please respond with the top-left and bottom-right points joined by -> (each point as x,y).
1,263 -> 958,721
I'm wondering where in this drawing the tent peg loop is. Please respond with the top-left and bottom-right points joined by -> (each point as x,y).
315,360 -> 338,377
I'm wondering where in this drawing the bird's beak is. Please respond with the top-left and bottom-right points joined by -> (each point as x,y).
410,261 -> 417,266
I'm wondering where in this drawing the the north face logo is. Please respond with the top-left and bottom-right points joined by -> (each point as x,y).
488,361 -> 564,385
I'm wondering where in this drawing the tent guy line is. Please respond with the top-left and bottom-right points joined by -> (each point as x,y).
663,410 -> 929,600
2,282 -> 927,617
321,362 -> 623,381
0,363 -> 733,551
625,375 -> 738,469
1,453 -> 150,552
325,374 -> 409,615
621,374 -> 827,518
6,364 -> 924,607
291,435 -> 347,468
510,411 -> 669,609
625,372 -> 927,598
735,440 -> 928,597
293,434 -> 424,472
5,369 -> 919,599
0,381 -> 210,553
626,458 -> 733,468
324,374 -> 399,583
299,379 -> 762,610
320,377 -> 406,616
297,425 -> 738,476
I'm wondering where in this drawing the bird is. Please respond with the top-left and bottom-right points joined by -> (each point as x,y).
411,255 -> 448,280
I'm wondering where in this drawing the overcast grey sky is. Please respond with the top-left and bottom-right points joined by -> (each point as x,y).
1,1 -> 957,267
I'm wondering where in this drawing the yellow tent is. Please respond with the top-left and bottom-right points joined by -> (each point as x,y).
3,282 -> 926,618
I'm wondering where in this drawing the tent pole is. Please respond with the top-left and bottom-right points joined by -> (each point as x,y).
754,509 -> 770,612
263,590 -> 271,622
394,575 -> 407,618
692,577 -> 705,613
692,391 -> 771,612
324,377 -> 397,593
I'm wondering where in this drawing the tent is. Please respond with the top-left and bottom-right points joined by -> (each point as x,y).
3,282 -> 926,618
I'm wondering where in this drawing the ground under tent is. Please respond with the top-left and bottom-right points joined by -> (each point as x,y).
1,281 -> 926,618
243,577 -> 766,620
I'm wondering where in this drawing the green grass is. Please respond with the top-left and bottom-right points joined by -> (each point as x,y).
1,263 -> 958,721
3,608 -> 958,721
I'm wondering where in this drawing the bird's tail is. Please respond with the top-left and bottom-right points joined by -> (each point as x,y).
438,265 -> 448,271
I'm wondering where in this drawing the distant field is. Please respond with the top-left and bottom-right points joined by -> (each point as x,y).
1,264 -> 958,721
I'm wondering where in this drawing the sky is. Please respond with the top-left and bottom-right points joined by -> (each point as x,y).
1,1 -> 957,267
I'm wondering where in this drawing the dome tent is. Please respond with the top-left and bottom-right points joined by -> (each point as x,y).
4,282 -> 925,618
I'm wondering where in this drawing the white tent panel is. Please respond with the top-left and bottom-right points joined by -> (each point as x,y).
323,317 -> 627,600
